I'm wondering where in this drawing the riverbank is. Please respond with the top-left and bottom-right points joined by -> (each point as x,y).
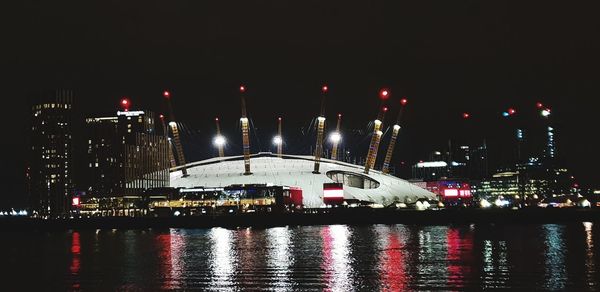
1,208 -> 600,230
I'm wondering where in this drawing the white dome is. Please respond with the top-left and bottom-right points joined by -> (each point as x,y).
170,153 -> 437,208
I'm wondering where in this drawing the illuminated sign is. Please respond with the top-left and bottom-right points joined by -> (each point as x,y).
323,183 -> 344,204
72,197 -> 80,206
444,189 -> 459,197
416,161 -> 447,168
117,111 -> 145,117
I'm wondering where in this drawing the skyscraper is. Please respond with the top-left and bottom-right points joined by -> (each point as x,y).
29,90 -> 73,217
84,110 -> 170,197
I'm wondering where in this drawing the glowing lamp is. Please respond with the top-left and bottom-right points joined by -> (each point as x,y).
376,130 -> 383,136
72,197 -> 80,207
393,125 -> 401,130
213,135 -> 226,147
502,112 -> 510,117
322,85 -> 328,93
215,117 -> 219,121
120,98 -> 131,111
163,91 -> 170,98
338,113 -> 342,118
508,108 -> 516,115
541,109 -> 551,117
536,102 -> 544,109
462,112 -> 470,119
169,121 -> 177,127
159,114 -> 165,120
400,98 -> 408,106
379,88 -> 390,100
329,132 -> 342,143
383,107 -> 388,112
239,85 -> 246,93
278,117 -> 282,121
374,119 -> 382,126
272,135 -> 283,146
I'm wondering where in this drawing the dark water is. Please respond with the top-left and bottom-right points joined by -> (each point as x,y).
2,223 -> 599,291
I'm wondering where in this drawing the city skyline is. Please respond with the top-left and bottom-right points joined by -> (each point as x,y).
2,1 -> 600,209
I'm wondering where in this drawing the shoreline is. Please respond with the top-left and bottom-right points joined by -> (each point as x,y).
1,208 -> 599,231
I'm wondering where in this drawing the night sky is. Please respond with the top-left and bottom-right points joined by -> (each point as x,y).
1,1 -> 599,207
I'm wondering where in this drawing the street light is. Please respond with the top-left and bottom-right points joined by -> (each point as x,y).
273,135 -> 283,146
213,135 -> 226,147
329,132 -> 342,143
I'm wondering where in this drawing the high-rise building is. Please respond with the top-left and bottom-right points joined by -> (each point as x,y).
29,90 -> 74,216
84,110 -> 170,198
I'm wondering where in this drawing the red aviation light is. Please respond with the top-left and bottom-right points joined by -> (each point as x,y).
338,113 -> 342,118
400,98 -> 408,106
278,117 -> 282,121
379,88 -> 390,100
462,112 -> 470,119
159,114 -> 165,120
383,106 -> 389,112
508,108 -> 516,115
163,91 -> 170,98
536,102 -> 544,109
72,197 -> 80,207
239,85 -> 246,93
120,97 -> 131,111
322,85 -> 329,93
215,117 -> 219,121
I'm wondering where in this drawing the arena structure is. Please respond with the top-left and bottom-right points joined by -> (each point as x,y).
170,152 -> 437,208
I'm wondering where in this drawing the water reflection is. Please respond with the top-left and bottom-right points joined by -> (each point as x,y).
379,228 -> 407,291
70,231 -> 81,290
4,224 -> 599,290
321,225 -> 354,291
543,225 -> 567,290
584,222 -> 595,288
208,227 -> 236,290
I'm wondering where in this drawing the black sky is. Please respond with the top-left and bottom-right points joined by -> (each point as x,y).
1,1 -> 599,207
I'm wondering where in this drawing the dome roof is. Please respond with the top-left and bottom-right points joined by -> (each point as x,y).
170,153 -> 436,208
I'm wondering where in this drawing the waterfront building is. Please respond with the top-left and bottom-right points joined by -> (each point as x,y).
29,90 -> 74,216
82,110 -> 170,199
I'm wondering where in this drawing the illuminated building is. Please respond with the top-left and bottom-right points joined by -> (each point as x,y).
29,90 -> 74,216
170,153 -> 436,208
82,110 -> 170,198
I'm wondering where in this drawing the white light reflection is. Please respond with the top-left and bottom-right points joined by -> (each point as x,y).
321,225 -> 354,291
209,227 -> 236,289
266,227 -> 293,290
583,222 -> 594,287
543,225 -> 567,290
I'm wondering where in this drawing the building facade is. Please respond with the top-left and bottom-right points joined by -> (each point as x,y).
29,90 -> 74,216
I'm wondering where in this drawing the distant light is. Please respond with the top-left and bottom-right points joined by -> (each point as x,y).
159,114 -> 165,120
215,117 -> 219,121
393,124 -> 401,130
322,85 -> 328,93
278,117 -> 282,121
169,121 -> 177,127
239,85 -> 246,93
383,106 -> 388,112
120,98 -> 131,111
374,119 -> 382,126
536,102 -> 544,109
508,108 -> 516,115
400,98 -> 408,106
273,135 -> 283,145
502,111 -> 510,117
480,199 -> 492,208
72,197 -> 80,207
416,161 -> 447,168
317,116 -> 326,122
338,113 -> 342,118
462,112 -> 470,119
379,88 -> 390,100
541,109 -> 551,117
329,132 -> 342,143
213,135 -> 226,147
376,130 -> 383,136
163,91 -> 170,98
